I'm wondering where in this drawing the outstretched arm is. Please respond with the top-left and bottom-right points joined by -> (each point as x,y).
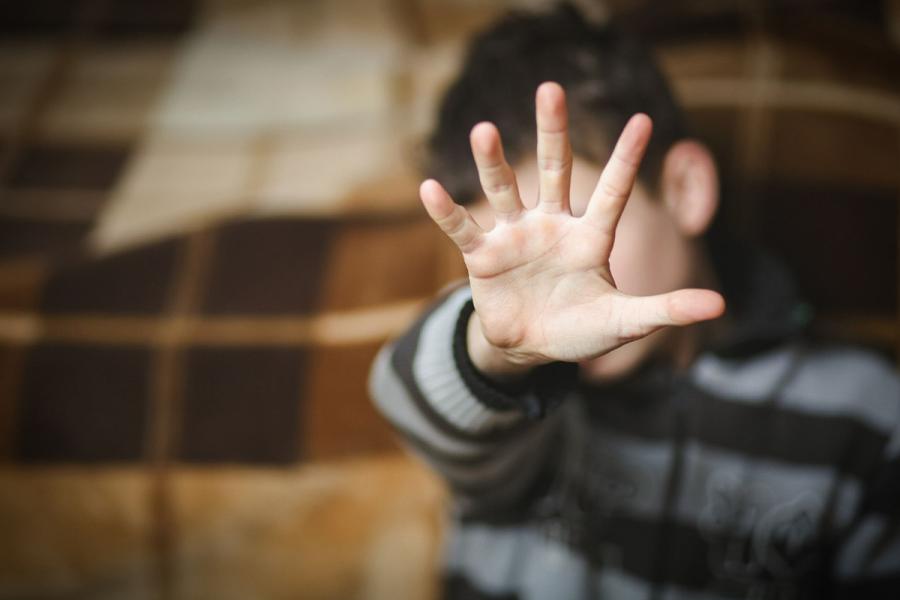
371,82 -> 725,517
420,82 -> 725,378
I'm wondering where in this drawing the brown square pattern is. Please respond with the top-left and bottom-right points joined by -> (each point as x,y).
8,143 -> 131,190
40,236 -> 180,314
0,0 -> 195,36
684,107 -> 740,184
178,346 -> 306,464
16,343 -> 152,462
0,217 -> 91,259
202,219 -> 336,315
768,109 -> 900,188
320,218 -> 453,311
0,0 -> 81,33
758,180 -> 897,314
303,342 -> 399,460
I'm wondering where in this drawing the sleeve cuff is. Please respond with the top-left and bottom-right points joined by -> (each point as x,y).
452,299 -> 579,419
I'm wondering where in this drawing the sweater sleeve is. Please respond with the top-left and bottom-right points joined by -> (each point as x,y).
368,285 -> 577,517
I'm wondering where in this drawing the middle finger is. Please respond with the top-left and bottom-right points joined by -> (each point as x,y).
535,82 -> 573,214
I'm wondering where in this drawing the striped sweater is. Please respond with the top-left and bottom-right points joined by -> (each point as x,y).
369,283 -> 900,600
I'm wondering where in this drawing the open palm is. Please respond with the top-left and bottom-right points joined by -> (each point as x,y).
420,82 -> 724,370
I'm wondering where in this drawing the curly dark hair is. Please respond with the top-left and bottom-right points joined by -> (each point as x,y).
426,4 -> 688,205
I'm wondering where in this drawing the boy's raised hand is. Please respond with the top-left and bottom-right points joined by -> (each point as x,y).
420,82 -> 725,375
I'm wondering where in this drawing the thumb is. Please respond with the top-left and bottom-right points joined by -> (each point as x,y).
616,288 -> 725,340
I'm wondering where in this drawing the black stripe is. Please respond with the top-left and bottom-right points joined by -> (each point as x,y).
437,435 -> 559,515
454,513 -> 831,593
831,574 -> 900,599
592,515 -> 714,589
453,457 -> 561,524
398,418 -> 555,486
395,425 -> 498,467
581,382 -> 889,482
690,390 -> 887,483
862,455 -> 900,516
442,573 -> 519,600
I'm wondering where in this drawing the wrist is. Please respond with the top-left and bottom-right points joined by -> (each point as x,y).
466,311 -> 542,379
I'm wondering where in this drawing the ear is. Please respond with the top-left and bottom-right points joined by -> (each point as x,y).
659,140 -> 719,237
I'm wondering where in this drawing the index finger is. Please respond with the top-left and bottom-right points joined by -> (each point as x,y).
419,179 -> 485,254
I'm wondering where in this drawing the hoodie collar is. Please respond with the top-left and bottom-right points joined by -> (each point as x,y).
705,243 -> 812,358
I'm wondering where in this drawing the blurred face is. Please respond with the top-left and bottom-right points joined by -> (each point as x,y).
471,154 -> 704,380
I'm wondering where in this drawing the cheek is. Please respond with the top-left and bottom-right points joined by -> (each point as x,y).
608,202 -> 691,296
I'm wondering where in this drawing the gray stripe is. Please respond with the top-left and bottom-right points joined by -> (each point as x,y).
593,568 -> 649,600
445,524 -> 530,594
679,440 -> 862,536
596,564 -> 731,600
692,344 -> 900,436
369,343 -> 488,458
446,524 -> 613,600
836,515 -> 900,578
413,287 -> 523,433
446,523 -> 736,600
692,343 -> 798,400
659,580 -> 739,600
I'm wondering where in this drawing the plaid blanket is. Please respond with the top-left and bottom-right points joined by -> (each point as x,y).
0,0 -> 898,598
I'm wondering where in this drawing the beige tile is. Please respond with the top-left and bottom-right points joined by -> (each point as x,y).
414,0 -> 517,44
0,40 -> 56,135
0,467 -> 155,599
254,127 -> 421,217
155,0 -> 403,135
171,456 -> 445,600
91,134 -> 255,252
38,40 -> 178,144
199,0 -> 398,44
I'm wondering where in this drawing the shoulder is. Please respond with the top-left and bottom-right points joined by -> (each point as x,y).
692,342 -> 899,437
787,344 -> 899,436
788,344 -> 899,402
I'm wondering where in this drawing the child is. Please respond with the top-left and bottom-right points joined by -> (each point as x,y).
369,6 -> 899,599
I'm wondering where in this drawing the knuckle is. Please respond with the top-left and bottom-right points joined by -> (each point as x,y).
599,178 -> 626,201
479,163 -> 515,196
538,155 -> 572,173
617,321 -> 644,341
441,215 -> 466,237
611,303 -> 646,341
611,150 -> 639,170
484,181 -> 513,195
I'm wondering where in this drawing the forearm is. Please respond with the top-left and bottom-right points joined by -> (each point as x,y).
369,285 -> 570,513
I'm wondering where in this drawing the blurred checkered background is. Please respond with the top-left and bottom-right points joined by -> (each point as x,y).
0,0 -> 898,598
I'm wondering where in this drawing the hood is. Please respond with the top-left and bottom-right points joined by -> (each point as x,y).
706,240 -> 812,358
